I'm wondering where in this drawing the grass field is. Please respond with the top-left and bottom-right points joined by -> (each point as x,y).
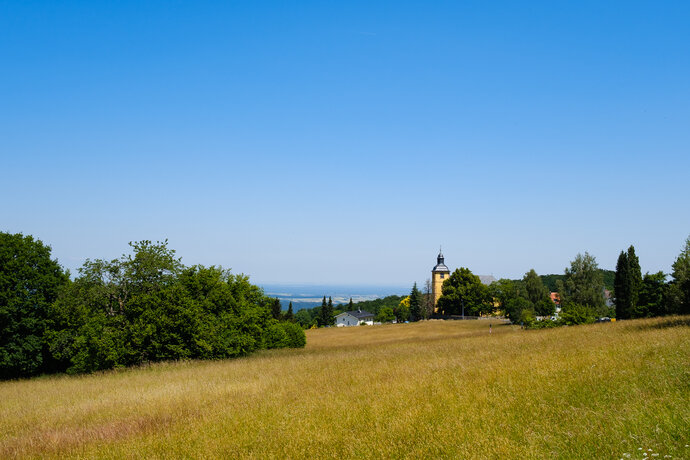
1,317 -> 688,459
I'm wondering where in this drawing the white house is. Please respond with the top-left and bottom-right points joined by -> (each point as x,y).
335,309 -> 375,327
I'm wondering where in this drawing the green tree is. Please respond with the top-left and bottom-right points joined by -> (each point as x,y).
614,245 -> 643,319
627,246 -> 643,315
639,271 -> 669,317
294,308 -> 315,328
375,307 -> 395,323
348,298 -> 354,310
285,302 -> 294,322
44,241 -> 302,375
409,282 -> 423,321
488,278 -> 523,318
0,232 -> 68,378
394,297 -> 410,322
326,297 -> 335,326
523,269 -> 554,316
557,252 -> 607,317
558,303 -> 597,326
504,296 -> 532,324
436,268 -> 491,316
614,250 -> 630,319
318,296 -> 335,327
669,235 -> 690,315
271,298 -> 282,320
318,296 -> 328,327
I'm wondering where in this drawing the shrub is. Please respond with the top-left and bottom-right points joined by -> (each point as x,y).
281,321 -> 306,348
559,303 -> 597,326
264,321 -> 306,349
264,322 -> 289,349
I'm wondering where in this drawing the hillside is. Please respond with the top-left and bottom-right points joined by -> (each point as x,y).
1,317 -> 688,459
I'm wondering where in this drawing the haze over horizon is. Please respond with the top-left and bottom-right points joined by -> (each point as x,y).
2,1 -> 689,286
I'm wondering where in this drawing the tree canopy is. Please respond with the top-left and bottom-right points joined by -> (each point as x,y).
670,235 -> 690,315
0,232 -> 68,378
1,236 -> 305,378
557,252 -> 608,317
436,268 -> 491,316
614,245 -> 643,319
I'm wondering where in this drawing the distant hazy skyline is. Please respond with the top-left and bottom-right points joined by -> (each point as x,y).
2,1 -> 689,286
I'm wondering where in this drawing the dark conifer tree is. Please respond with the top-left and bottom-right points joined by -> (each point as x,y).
286,302 -> 294,321
615,245 -> 643,319
614,250 -> 630,319
271,298 -> 282,320
409,282 -> 423,321
348,297 -> 354,310
326,296 -> 335,325
318,296 -> 327,327
627,245 -> 642,316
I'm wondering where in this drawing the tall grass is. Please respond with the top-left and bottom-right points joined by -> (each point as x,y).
1,317 -> 688,459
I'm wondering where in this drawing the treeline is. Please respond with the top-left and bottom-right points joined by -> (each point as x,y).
539,270 -> 615,292
0,233 -> 305,379
436,236 -> 690,328
293,295 -> 409,328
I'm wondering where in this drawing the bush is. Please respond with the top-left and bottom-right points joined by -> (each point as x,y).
264,321 -> 306,349
558,303 -> 597,326
375,307 -> 395,323
264,322 -> 289,349
281,321 -> 306,348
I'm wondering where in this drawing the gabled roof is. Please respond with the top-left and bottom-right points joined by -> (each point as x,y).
336,310 -> 374,319
478,275 -> 496,285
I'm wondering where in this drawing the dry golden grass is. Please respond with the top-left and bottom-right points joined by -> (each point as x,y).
1,317 -> 688,459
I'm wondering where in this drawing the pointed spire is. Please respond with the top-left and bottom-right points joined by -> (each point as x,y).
433,246 -> 450,273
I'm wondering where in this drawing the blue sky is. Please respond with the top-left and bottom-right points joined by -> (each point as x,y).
1,1 -> 689,286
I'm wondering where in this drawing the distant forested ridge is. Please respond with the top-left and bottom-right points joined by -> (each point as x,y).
0,233 -> 305,379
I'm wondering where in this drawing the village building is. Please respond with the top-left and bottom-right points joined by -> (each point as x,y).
431,249 -> 497,313
335,309 -> 375,327
431,250 -> 450,311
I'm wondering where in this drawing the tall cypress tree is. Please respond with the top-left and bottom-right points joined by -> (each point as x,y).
348,297 -> 354,311
614,250 -> 630,319
627,245 -> 642,317
615,245 -> 643,319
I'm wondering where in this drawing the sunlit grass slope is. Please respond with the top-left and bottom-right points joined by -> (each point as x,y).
1,317 -> 688,459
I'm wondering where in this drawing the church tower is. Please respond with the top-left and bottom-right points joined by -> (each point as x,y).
432,248 -> 450,311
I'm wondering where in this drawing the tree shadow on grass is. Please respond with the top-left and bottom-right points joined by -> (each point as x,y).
629,315 -> 690,331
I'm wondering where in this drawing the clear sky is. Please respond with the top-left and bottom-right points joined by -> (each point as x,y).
1,1 -> 689,286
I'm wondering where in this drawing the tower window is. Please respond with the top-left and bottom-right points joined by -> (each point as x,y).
440,274 -> 445,279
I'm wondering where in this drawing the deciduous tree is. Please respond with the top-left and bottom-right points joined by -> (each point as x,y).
436,268 -> 491,316
523,269 -> 554,316
0,232 -> 68,378
557,252 -> 607,317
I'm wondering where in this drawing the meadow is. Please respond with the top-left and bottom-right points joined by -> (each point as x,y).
1,317 -> 688,459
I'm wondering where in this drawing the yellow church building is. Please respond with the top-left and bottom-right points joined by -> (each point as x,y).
431,249 -> 450,311
431,249 -> 496,313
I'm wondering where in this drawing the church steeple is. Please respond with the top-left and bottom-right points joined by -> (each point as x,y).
437,247 -> 445,266
431,247 -> 450,312
432,247 -> 450,273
